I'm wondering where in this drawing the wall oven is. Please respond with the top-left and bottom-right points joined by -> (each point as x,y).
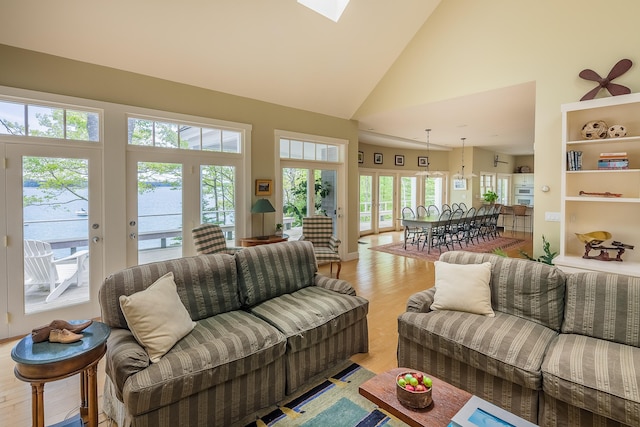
514,186 -> 534,196
515,196 -> 534,206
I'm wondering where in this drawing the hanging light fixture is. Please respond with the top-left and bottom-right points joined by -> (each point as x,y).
416,128 -> 442,176
453,137 -> 477,179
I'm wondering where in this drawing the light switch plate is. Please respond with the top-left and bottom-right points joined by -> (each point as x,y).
545,212 -> 561,222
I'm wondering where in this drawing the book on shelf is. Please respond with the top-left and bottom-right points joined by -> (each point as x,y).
599,152 -> 628,159
566,150 -> 582,171
598,159 -> 629,170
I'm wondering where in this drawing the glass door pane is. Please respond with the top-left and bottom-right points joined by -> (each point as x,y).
400,176 -> 417,211
315,169 -> 338,229
378,175 -> 395,230
136,162 -> 182,264
22,156 -> 90,313
201,164 -> 236,245
424,176 -> 445,210
359,174 -> 373,233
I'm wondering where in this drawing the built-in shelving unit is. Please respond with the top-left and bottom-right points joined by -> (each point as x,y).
554,93 -> 640,277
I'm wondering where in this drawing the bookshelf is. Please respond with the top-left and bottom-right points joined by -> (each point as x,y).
554,93 -> 640,277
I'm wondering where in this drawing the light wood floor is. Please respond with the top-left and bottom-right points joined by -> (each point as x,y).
0,230 -> 532,427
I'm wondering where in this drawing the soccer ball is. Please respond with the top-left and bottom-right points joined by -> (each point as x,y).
581,121 -> 608,140
608,124 -> 627,138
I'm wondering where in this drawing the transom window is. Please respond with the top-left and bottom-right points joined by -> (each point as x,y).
127,116 -> 241,153
279,138 -> 339,162
0,98 -> 100,142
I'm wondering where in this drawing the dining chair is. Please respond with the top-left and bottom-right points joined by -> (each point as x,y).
512,205 -> 532,233
402,207 -> 423,247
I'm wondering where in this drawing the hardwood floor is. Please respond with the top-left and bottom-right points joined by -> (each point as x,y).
0,230 -> 532,427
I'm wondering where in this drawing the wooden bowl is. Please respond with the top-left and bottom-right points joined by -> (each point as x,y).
396,371 -> 433,409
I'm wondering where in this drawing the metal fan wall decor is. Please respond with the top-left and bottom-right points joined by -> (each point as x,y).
579,59 -> 632,101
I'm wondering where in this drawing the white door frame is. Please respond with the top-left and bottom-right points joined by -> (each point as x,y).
4,143 -> 103,338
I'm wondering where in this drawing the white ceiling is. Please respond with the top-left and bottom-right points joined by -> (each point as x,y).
0,0 -> 535,155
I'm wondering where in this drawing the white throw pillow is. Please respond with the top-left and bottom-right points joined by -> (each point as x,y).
430,261 -> 495,317
119,272 -> 196,363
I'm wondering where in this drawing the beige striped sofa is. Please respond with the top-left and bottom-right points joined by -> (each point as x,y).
398,251 -> 640,426
98,240 -> 369,427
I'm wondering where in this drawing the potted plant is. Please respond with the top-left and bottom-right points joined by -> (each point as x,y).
275,223 -> 283,237
482,190 -> 499,204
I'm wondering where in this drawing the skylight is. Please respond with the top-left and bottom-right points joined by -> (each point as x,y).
297,0 -> 350,22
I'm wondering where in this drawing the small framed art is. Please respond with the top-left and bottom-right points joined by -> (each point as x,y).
255,179 -> 272,196
358,151 -> 364,164
418,156 -> 429,167
374,153 -> 383,164
395,155 -> 405,166
453,179 -> 467,190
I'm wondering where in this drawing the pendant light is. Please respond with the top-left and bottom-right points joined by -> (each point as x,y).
453,137 -> 477,179
416,128 -> 442,176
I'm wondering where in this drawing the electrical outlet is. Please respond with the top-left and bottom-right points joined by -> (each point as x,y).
545,212 -> 561,222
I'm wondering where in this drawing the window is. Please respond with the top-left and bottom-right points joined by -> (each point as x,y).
0,99 -> 100,142
279,138 -> 339,162
127,116 -> 242,153
480,173 -> 496,198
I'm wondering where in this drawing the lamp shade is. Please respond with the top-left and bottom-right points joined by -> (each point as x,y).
251,198 -> 275,214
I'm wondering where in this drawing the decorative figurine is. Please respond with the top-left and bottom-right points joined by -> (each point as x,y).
575,231 -> 634,262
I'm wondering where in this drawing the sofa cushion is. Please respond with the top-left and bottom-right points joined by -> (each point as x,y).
542,333 -> 640,426
398,310 -> 557,390
438,251 -> 566,331
563,272 -> 640,348
100,254 -> 241,328
431,261 -> 495,317
235,241 -> 317,306
249,286 -> 369,353
119,272 -> 196,363
122,310 -> 286,417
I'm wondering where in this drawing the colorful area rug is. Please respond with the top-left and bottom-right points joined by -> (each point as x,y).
369,236 -> 526,262
245,362 -> 406,427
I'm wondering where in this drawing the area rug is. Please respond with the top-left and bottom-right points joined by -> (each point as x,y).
245,362 -> 406,427
369,236 -> 526,262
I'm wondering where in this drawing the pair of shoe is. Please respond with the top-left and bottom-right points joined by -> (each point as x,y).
49,328 -> 83,344
31,319 -> 92,343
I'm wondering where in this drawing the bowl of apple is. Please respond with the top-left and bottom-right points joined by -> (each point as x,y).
396,371 -> 433,409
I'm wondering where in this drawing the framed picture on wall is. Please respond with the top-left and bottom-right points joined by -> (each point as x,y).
358,151 -> 364,164
374,153 -> 383,164
418,156 -> 429,167
395,155 -> 405,166
255,179 -> 272,196
453,178 -> 467,190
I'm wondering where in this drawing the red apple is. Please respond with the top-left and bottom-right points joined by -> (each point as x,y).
415,384 -> 426,392
405,384 -> 415,392
414,372 -> 423,383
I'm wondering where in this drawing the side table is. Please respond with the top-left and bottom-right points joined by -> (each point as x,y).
11,321 -> 111,427
240,234 -> 289,247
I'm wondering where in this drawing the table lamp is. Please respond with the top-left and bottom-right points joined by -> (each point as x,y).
251,198 -> 276,239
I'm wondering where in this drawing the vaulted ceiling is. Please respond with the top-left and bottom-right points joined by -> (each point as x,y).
0,0 -> 534,155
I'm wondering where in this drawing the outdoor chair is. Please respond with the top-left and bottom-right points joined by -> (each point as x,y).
192,224 -> 240,255
23,239 -> 89,303
300,216 -> 342,278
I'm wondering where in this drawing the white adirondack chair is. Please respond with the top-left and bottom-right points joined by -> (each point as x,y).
23,239 -> 89,303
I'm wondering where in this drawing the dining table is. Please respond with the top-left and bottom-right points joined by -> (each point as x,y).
400,212 -> 493,253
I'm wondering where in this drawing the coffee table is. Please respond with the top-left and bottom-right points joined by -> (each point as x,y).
359,367 -> 472,427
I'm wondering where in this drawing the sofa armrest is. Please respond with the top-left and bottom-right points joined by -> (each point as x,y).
314,274 -> 356,296
104,328 -> 150,401
406,288 -> 436,313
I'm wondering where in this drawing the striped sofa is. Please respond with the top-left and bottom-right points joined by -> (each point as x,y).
398,251 -> 640,426
98,240 -> 369,427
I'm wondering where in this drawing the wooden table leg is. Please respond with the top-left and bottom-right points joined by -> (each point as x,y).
31,382 -> 45,427
80,369 -> 89,421
87,364 -> 99,427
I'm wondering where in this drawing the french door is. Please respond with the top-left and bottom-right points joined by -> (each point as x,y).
359,174 -> 373,234
3,143 -> 103,338
126,150 -> 240,266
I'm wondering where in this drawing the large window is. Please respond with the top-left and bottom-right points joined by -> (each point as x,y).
0,98 -> 100,141
128,116 -> 241,152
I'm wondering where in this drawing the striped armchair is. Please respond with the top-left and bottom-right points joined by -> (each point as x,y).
192,223 -> 240,255
300,216 -> 341,278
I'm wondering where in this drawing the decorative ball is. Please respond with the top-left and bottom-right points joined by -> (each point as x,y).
581,121 -> 608,140
608,124 -> 627,138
